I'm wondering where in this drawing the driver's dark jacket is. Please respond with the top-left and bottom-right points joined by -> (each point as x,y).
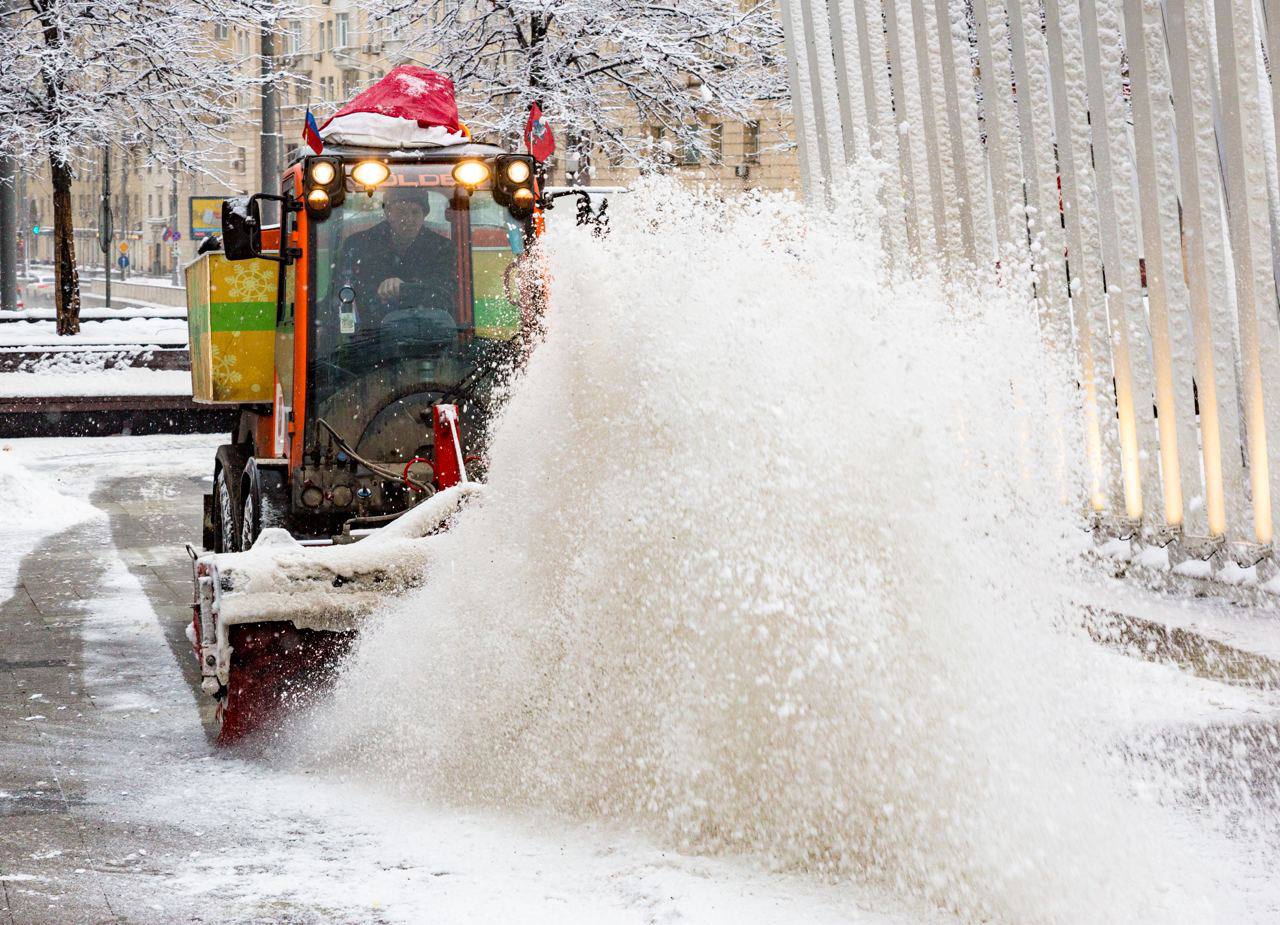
337,222 -> 457,326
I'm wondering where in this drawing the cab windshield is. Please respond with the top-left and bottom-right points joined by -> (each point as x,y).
309,163 -> 527,463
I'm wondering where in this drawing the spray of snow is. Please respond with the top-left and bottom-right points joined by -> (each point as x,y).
308,179 -> 1234,922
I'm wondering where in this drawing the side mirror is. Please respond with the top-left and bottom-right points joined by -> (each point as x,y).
221,196 -> 261,261
221,193 -> 296,263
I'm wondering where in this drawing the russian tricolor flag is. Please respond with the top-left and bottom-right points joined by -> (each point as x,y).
303,109 -> 324,154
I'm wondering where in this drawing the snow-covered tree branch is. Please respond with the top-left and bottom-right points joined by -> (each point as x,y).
0,0 -> 301,333
371,0 -> 786,169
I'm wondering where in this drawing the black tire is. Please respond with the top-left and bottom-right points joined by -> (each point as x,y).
213,467 -> 240,554
240,459 -> 263,551
211,444 -> 251,554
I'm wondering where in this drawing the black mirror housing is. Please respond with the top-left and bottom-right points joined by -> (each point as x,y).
221,196 -> 261,261
221,193 -> 295,263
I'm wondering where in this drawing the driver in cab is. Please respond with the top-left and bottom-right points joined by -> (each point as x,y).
340,185 -> 458,328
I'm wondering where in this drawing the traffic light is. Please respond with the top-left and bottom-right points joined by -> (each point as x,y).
31,225 -> 39,235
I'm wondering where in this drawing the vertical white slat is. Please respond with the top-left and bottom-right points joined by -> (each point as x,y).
1044,0 -> 1120,511
850,0 -> 910,261
1191,0 -> 1253,541
909,0 -> 951,259
972,0 -> 1015,252
949,0 -> 1002,262
1067,0 -> 1126,514
1212,0 -> 1280,545
1143,0 -> 1211,537
1077,0 -> 1159,523
1019,0 -> 1074,343
1121,0 -> 1201,531
1006,0 -> 1049,303
881,0 -> 924,257
848,0 -> 883,155
892,0 -> 942,251
826,0 -> 860,165
798,0 -> 836,195
779,0 -> 816,200
932,0 -> 977,264
1165,0 -> 1246,541
1251,0 -> 1280,545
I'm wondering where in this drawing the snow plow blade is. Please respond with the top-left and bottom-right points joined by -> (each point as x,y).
189,483 -> 479,745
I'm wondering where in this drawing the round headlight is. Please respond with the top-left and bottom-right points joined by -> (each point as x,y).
505,159 -> 532,183
351,160 -> 391,189
306,188 -> 330,210
309,161 -> 337,186
452,159 -> 490,187
513,187 -> 535,206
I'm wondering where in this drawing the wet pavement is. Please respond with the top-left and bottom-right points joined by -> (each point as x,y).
0,439 -> 215,923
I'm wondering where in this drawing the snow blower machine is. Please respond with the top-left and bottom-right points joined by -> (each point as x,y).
185,68 -> 549,743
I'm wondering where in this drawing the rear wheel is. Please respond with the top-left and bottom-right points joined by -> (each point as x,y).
213,468 -> 239,553
240,478 -> 259,550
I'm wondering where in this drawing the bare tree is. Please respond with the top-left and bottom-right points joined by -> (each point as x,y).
0,0 -> 298,334
372,0 -> 785,169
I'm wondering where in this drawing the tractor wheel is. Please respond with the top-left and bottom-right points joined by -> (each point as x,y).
240,464 -> 262,551
213,468 -> 240,553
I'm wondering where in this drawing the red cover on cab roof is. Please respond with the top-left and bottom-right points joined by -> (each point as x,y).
322,66 -> 461,132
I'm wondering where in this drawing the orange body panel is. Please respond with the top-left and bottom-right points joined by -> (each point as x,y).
288,167 -> 308,469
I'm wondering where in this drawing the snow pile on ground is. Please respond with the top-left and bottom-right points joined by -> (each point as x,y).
0,443 -> 100,596
0,315 -> 187,347
309,180 -> 1235,922
0,444 -> 97,530
0,351 -> 191,396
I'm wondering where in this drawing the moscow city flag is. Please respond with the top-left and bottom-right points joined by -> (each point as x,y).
523,102 -> 554,163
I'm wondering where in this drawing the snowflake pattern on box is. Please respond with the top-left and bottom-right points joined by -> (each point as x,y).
222,261 -> 276,301
211,335 -> 244,386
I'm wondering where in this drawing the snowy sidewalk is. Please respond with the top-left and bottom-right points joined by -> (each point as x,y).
1078,565 -> 1280,690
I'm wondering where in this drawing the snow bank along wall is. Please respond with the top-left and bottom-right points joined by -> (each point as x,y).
780,0 -> 1280,572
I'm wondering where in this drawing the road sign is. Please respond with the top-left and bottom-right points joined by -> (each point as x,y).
117,255 -> 130,269
172,229 -> 182,242
119,242 -> 129,254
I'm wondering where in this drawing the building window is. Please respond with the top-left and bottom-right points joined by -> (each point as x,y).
678,132 -> 701,166
744,120 -> 761,164
215,23 -> 229,41
287,20 -> 303,54
147,193 -> 153,217
336,13 -> 349,49
647,125 -> 671,168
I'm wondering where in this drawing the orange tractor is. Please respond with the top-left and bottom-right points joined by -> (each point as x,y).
186,105 -> 548,742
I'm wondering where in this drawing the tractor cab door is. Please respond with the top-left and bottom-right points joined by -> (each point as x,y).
275,171 -> 302,460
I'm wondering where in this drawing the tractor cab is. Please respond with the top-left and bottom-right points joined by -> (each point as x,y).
198,143 -> 539,552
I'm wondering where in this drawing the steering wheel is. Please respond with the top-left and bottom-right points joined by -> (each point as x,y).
377,308 -> 458,359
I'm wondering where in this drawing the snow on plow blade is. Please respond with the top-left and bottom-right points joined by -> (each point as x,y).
189,483 -> 480,744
